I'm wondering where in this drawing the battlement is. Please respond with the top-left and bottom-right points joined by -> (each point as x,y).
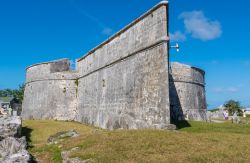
26,59 -> 78,83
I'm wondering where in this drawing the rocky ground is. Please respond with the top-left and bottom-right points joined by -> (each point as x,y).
0,115 -> 32,163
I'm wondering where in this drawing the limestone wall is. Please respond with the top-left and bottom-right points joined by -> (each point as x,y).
22,59 -> 78,120
170,62 -> 207,121
76,2 -> 170,129
76,43 -> 169,129
22,1 -> 185,129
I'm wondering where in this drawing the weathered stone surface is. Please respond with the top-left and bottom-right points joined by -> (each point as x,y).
48,130 -> 79,145
22,2 -> 207,130
77,3 -> 168,77
22,2 -> 171,130
0,137 -> 31,163
77,43 -> 170,130
0,115 -> 22,140
170,62 -> 207,121
22,59 -> 78,121
61,147 -> 91,163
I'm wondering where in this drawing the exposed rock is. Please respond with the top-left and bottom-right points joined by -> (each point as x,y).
48,129 -> 79,144
61,147 -> 92,163
0,115 -> 22,140
0,115 -> 33,162
0,137 -> 31,163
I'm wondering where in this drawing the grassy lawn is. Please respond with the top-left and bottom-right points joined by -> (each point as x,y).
22,120 -> 250,163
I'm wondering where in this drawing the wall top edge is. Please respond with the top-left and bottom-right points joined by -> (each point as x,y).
170,62 -> 205,75
77,1 -> 168,62
159,1 -> 169,5
26,58 -> 69,70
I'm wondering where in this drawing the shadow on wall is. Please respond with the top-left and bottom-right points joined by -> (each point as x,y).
169,74 -> 191,129
169,74 -> 183,122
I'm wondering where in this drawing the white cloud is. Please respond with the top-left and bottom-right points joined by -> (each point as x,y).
179,11 -> 222,41
227,87 -> 239,93
213,87 -> 224,93
169,31 -> 186,42
101,27 -> 114,36
213,87 -> 240,93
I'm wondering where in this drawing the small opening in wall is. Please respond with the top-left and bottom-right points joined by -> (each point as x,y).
102,79 -> 105,87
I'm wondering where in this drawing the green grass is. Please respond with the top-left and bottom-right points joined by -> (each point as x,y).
179,120 -> 250,134
22,120 -> 250,163
242,116 -> 250,121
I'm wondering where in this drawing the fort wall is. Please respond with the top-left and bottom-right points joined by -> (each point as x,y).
22,2 -> 172,129
75,2 -> 170,129
22,1 -> 207,129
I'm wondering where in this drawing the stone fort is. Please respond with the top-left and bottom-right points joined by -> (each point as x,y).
22,1 -> 207,129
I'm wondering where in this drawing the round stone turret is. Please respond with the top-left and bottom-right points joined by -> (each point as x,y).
169,62 -> 207,121
22,59 -> 78,121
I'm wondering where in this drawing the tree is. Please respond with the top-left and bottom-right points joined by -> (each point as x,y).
0,89 -> 14,97
13,84 -> 25,102
0,83 -> 25,102
224,100 -> 243,116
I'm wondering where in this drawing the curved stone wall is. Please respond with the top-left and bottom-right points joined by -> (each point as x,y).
169,62 -> 207,121
22,59 -> 78,120
22,2 -> 171,130
22,2 -> 208,129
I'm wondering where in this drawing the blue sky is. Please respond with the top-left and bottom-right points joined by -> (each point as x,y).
0,0 -> 249,108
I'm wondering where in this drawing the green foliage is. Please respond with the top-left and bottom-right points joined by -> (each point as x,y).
0,89 -> 14,97
0,83 -> 25,102
13,84 -> 25,101
224,100 -> 243,116
209,108 -> 219,112
75,79 -> 79,86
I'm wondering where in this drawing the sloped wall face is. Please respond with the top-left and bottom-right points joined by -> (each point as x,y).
22,59 -> 78,120
170,63 -> 207,121
76,4 -> 170,129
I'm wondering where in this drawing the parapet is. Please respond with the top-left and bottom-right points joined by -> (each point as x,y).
26,59 -> 78,83
170,62 -> 205,86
